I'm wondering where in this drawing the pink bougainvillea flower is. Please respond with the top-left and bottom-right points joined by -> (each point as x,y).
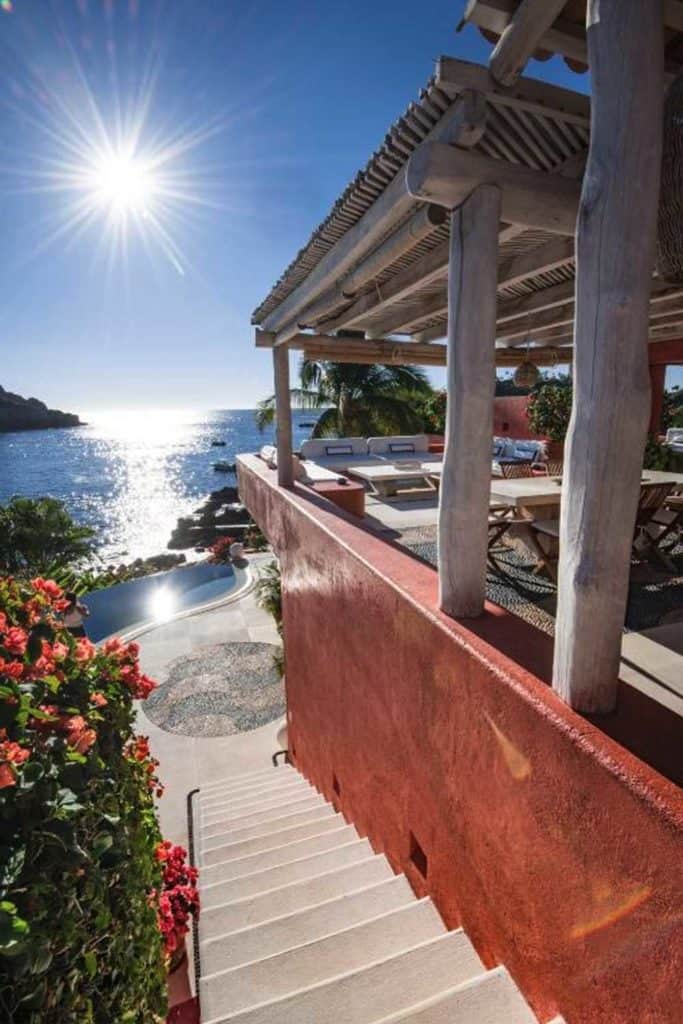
52,641 -> 69,662
0,611 -> 7,634
103,637 -> 122,654
3,627 -> 28,656
74,637 -> 96,662
90,692 -> 108,708
0,763 -> 16,789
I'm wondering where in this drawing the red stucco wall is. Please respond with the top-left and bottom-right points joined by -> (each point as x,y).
238,456 -> 683,1024
493,395 -> 540,439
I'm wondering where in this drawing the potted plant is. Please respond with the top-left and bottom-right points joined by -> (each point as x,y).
526,377 -> 573,460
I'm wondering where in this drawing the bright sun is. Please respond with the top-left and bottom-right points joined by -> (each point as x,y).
90,151 -> 156,217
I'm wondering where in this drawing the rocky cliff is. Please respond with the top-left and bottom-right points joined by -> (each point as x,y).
0,385 -> 83,432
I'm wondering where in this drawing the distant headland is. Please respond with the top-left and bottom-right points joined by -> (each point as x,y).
0,385 -> 83,432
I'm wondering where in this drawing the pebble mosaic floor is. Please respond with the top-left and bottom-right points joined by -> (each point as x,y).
396,526 -> 683,636
145,641 -> 285,737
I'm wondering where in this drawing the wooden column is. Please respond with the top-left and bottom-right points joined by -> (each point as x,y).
648,363 -> 667,435
553,0 -> 664,712
439,184 -> 501,617
272,345 -> 293,487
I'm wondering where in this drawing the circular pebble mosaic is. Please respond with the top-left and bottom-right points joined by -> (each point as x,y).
144,641 -> 284,737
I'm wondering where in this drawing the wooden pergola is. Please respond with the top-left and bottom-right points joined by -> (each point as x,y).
252,1 -> 683,714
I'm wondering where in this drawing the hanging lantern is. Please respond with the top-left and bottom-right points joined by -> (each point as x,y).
513,358 -> 540,389
657,73 -> 683,282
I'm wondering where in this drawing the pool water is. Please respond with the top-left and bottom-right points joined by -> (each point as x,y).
82,562 -> 237,642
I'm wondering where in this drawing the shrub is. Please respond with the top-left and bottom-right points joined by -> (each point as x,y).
413,389 -> 447,435
0,577 -> 170,1022
527,377 -> 573,442
255,561 -> 282,637
208,537 -> 236,564
0,498 -> 94,577
244,525 -> 268,552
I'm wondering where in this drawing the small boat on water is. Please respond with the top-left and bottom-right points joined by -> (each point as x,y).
299,420 -> 317,428
211,440 -> 227,447
213,461 -> 236,473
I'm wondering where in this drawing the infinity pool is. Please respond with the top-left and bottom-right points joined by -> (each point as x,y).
83,562 -> 237,642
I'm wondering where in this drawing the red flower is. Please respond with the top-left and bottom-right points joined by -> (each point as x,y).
31,578 -> 64,602
4,627 -> 28,656
0,658 -> 24,679
0,729 -> 30,787
74,638 -> 96,663
0,612 -> 7,634
90,692 -> 108,708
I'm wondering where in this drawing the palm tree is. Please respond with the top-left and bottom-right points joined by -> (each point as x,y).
256,360 -> 432,438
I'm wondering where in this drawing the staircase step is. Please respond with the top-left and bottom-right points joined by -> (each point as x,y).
200,875 -> 415,976
201,813 -> 346,867
201,779 -> 311,814
201,793 -> 324,832
200,772 -> 306,806
369,966 -> 537,1024
201,826 -> 358,885
202,928 -> 483,1024
202,840 -> 373,907
200,899 -> 445,1020
201,767 -> 294,794
200,856 -> 393,937
202,805 -> 336,851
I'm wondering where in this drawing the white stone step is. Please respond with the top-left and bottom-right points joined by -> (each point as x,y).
200,856 -> 393,937
201,825 -> 359,885
199,772 -> 306,807
201,793 -> 324,832
200,899 -> 445,1020
201,875 -> 415,976
202,805 -> 336,851
370,966 -> 537,1024
201,767 -> 294,794
202,928 -> 483,1024
201,779 -> 312,814
202,840 -> 373,908
201,813 -> 346,867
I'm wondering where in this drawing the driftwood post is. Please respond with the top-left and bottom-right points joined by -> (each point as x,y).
439,184 -> 501,617
553,0 -> 664,712
272,345 -> 294,487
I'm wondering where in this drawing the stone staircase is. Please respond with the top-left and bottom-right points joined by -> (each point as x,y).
195,765 -> 543,1024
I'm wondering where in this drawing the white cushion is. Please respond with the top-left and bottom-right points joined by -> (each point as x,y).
259,445 -> 277,468
367,435 -> 429,455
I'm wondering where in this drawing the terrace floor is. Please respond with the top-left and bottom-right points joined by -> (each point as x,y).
336,488 -> 683,730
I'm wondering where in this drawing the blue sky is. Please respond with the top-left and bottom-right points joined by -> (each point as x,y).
0,1 -> 677,412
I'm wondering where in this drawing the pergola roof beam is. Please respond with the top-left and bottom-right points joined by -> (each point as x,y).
261,90 -> 487,339
406,144 -> 580,233
488,1 -> 572,87
435,55 -> 590,123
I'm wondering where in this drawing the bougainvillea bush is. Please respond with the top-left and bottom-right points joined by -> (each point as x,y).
155,842 -> 199,962
0,576 -> 173,1022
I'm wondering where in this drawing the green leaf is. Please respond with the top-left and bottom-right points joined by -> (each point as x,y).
93,833 -> 113,860
83,950 -> 97,978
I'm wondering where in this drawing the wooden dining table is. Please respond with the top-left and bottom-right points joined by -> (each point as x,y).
490,469 -> 683,516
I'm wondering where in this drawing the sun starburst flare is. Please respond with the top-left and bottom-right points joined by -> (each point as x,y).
0,12 -> 229,277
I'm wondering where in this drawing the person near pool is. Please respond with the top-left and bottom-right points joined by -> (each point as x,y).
63,592 -> 90,637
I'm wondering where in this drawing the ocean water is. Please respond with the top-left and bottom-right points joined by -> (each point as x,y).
0,409 -> 313,564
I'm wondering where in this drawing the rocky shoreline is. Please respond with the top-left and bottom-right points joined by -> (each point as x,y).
0,385 -> 82,432
167,485 -> 258,551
